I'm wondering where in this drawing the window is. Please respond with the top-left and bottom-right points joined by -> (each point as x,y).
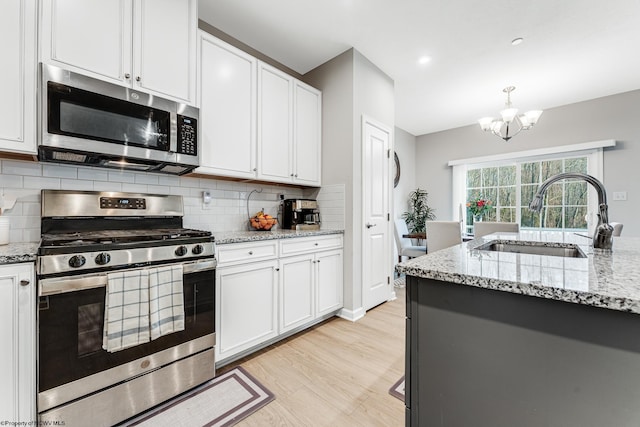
449,140 -> 614,235
464,157 -> 588,234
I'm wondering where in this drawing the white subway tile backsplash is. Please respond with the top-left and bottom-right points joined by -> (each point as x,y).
93,181 -> 122,192
108,171 -> 136,183
2,160 -> 42,176
147,185 -> 171,195
43,164 -> 78,179
24,176 -> 61,190
0,159 -> 345,243
61,179 -> 94,191
158,175 -> 181,186
135,173 -> 159,185
0,174 -> 24,189
179,176 -> 200,188
78,167 -> 108,181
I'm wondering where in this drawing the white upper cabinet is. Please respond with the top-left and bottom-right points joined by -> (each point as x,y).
196,31 -> 257,178
257,62 -> 294,183
256,61 -> 322,186
293,80 -> 322,186
0,0 -> 37,154
40,0 -> 197,105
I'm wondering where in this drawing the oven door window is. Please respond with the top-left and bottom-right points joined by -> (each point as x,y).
47,82 -> 170,151
38,269 -> 214,393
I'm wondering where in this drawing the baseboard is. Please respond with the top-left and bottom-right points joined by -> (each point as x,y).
337,306 -> 365,322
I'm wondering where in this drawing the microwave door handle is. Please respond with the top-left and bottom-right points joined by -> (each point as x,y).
170,112 -> 178,154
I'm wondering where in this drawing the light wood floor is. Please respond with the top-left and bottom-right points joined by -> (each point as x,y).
221,286 -> 406,427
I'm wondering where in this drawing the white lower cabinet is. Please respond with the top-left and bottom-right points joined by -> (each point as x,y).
216,235 -> 343,364
0,262 -> 36,422
316,249 -> 344,316
279,254 -> 315,333
216,259 -> 278,362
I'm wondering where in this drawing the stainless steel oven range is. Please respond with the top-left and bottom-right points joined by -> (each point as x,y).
36,190 -> 216,426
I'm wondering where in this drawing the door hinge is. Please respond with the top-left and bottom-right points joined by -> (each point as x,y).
387,213 -> 390,221
387,276 -> 390,285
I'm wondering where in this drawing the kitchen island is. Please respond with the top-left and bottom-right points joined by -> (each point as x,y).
396,231 -> 640,427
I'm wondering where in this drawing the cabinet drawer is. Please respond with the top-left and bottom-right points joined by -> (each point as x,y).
279,235 -> 343,256
216,240 -> 278,266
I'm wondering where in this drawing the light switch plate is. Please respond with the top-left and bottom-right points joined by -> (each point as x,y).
613,191 -> 627,201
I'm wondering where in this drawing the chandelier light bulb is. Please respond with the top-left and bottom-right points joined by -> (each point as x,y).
478,86 -> 543,142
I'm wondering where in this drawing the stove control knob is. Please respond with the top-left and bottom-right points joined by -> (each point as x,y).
175,246 -> 188,257
192,244 -> 204,255
69,255 -> 86,268
95,253 -> 111,265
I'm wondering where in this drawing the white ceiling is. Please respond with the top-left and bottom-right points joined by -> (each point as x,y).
198,0 -> 640,136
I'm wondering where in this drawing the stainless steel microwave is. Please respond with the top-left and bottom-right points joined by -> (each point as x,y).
38,63 -> 199,175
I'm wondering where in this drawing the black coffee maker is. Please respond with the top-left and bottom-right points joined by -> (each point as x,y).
281,199 -> 321,230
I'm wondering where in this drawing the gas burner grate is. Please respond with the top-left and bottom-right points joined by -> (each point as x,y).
41,228 -> 212,247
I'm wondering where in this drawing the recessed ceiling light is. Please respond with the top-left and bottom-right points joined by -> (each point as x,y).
418,56 -> 431,65
511,37 -> 524,46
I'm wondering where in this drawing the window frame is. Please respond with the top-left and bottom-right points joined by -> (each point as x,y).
449,140 -> 615,235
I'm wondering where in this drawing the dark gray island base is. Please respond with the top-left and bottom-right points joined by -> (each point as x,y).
406,275 -> 640,427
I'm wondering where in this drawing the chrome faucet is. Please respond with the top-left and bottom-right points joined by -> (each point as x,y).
529,173 -> 613,250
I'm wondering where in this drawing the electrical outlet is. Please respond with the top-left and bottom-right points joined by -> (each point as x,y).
613,191 -> 627,201
202,191 -> 212,210
277,193 -> 285,201
239,191 -> 247,199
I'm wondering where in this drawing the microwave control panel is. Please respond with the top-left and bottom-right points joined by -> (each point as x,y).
177,115 -> 197,156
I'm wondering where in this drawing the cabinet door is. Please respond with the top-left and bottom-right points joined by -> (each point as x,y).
0,263 -> 35,422
216,260 -> 278,362
40,0 -> 132,85
0,0 -> 36,154
257,62 -> 293,183
279,254 -> 315,333
316,249 -> 343,316
133,0 -> 197,103
196,32 -> 257,178
293,81 -> 322,186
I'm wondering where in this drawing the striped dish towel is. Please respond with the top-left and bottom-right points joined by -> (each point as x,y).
149,265 -> 185,340
103,270 -> 151,352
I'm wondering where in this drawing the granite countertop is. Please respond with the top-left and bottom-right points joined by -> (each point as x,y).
0,242 -> 39,265
214,229 -> 344,244
396,230 -> 640,315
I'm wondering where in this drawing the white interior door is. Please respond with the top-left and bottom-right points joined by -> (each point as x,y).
362,116 -> 392,311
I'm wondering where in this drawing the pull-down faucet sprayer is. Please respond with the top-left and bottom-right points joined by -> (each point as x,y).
529,173 -> 613,250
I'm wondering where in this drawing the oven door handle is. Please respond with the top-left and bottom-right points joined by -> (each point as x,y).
39,258 -> 217,296
183,259 -> 217,274
39,274 -> 108,296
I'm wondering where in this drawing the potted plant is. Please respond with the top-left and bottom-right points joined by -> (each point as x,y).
402,188 -> 436,233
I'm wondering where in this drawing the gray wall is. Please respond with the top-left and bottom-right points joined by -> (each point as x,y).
394,127 -> 417,220
415,89 -> 640,236
304,50 -> 357,310
305,48 -> 395,316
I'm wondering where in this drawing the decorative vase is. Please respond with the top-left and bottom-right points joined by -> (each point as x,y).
473,214 -> 483,223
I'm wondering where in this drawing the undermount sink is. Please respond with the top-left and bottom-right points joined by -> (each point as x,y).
476,240 -> 587,258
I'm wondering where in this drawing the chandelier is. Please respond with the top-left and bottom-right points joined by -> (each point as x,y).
478,86 -> 543,141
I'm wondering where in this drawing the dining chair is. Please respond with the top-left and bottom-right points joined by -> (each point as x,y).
610,222 -> 624,236
473,221 -> 520,239
425,221 -> 462,253
394,219 -> 427,262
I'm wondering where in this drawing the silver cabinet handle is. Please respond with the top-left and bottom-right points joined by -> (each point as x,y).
136,76 -> 141,82
124,73 -> 131,79
365,223 -> 377,229
248,251 -> 254,255
20,279 -> 30,287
